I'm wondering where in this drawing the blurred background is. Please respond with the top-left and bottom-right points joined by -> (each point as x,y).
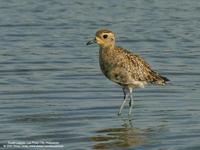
0,0 -> 199,149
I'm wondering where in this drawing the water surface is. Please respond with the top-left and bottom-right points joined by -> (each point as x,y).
0,0 -> 200,149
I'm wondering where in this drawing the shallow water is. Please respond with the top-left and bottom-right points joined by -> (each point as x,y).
0,0 -> 200,149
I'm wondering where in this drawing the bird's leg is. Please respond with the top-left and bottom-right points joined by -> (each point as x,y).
128,88 -> 132,107
128,94 -> 134,115
128,88 -> 134,115
129,98 -> 132,107
118,88 -> 129,116
123,87 -> 126,99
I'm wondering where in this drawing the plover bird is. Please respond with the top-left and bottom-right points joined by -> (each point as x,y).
87,29 -> 169,115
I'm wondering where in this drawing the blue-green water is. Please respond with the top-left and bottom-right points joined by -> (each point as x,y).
0,0 -> 200,149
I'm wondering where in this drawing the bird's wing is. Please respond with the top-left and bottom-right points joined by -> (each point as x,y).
114,48 -> 169,85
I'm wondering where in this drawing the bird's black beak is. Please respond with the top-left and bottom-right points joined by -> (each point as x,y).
86,38 -> 96,45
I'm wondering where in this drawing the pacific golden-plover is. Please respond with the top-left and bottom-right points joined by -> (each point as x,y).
87,29 -> 169,115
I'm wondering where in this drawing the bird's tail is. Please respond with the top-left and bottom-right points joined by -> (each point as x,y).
150,71 -> 170,85
155,74 -> 170,85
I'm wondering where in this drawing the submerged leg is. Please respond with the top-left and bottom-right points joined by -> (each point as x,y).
128,88 -> 134,115
118,88 -> 129,115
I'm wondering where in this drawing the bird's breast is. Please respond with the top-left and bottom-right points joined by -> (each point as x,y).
99,48 -> 116,78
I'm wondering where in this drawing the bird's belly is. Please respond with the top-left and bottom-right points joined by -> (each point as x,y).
129,81 -> 146,88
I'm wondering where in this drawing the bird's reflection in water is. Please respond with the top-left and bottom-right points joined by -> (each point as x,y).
91,118 -> 145,149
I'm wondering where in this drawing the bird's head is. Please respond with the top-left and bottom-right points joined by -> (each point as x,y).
87,29 -> 116,48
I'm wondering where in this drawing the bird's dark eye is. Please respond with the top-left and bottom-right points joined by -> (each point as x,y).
103,34 -> 108,39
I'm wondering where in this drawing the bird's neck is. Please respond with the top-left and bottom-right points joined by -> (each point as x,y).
99,45 -> 117,61
99,44 -> 115,52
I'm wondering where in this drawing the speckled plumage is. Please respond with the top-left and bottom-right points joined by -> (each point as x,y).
87,29 -> 169,115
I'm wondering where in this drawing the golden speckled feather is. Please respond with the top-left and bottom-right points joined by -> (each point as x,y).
99,46 -> 169,88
